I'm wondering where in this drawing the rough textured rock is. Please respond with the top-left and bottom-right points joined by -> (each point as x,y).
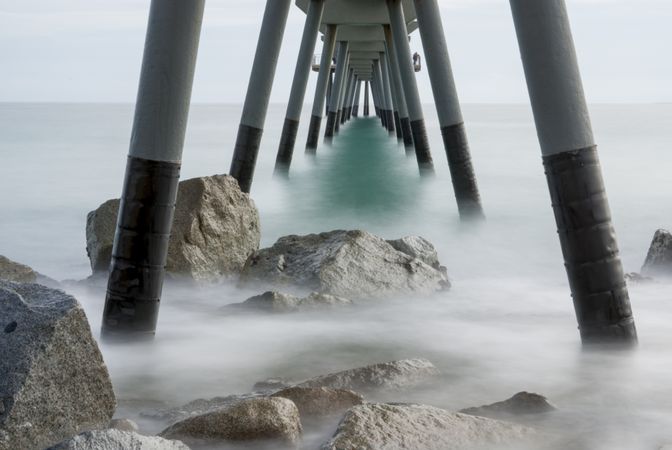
271,386 -> 363,420
0,281 -> 115,450
253,378 -> 293,392
227,290 -> 353,313
642,229 -> 672,276
240,230 -> 450,298
460,392 -> 556,419
0,255 -> 36,283
160,397 -> 301,447
86,174 -> 260,280
47,429 -> 190,450
297,358 -> 439,392
386,236 -> 442,270
107,418 -> 139,433
141,393 -> 264,423
321,403 -> 535,450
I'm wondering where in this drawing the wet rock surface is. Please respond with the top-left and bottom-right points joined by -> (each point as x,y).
86,174 -> 260,280
271,386 -> 363,421
0,281 -> 115,450
460,392 -> 556,419
159,397 -> 301,448
240,230 -> 450,298
642,229 -> 672,276
47,429 -> 190,450
320,403 -> 536,450
226,290 -> 353,313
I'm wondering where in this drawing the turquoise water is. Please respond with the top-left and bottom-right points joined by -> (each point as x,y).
2,103 -> 672,448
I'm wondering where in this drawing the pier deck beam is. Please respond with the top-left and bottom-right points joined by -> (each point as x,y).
325,41 -> 349,138
510,0 -> 637,344
274,0 -> 325,173
306,24 -> 337,152
102,0 -> 205,338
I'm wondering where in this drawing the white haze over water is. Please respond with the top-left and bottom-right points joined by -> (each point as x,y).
1,103 -> 672,448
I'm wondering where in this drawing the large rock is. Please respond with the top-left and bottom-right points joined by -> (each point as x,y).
240,230 -> 450,298
226,291 -> 353,314
271,386 -> 363,420
321,403 -> 536,450
460,392 -> 556,419
296,358 -> 439,392
160,397 -> 301,447
0,281 -> 115,450
642,229 -> 672,276
386,236 -> 441,270
0,255 -> 36,283
86,174 -> 260,280
141,393 -> 264,423
47,429 -> 190,450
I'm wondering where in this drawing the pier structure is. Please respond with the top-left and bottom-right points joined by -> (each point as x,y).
104,0 -> 637,345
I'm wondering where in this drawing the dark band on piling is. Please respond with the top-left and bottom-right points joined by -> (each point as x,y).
387,110 -> 395,133
401,117 -> 414,148
324,111 -> 337,138
102,155 -> 180,337
394,112 -> 402,139
230,123 -> 263,193
274,118 -> 299,173
441,123 -> 484,219
335,110 -> 341,132
306,115 -> 322,151
543,146 -> 637,344
410,119 -> 434,171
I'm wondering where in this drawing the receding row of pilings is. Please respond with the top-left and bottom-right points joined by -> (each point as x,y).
101,0 -> 637,347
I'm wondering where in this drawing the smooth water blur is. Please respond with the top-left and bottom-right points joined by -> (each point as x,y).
1,103 -> 672,448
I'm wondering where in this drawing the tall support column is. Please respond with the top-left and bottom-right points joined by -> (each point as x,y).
510,0 -> 636,344
325,41 -> 349,137
306,24 -> 337,152
102,0 -> 205,338
378,54 -> 395,134
384,25 -> 413,148
353,81 -> 361,117
373,62 -> 387,128
336,65 -> 352,130
364,81 -> 370,116
274,0 -> 325,173
230,0 -> 291,193
387,0 -> 434,171
384,51 -> 403,140
341,70 -> 353,125
414,0 -> 483,218
347,75 -> 357,120
326,71 -> 333,116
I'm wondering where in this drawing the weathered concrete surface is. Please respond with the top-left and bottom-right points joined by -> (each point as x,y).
160,397 -> 301,447
86,174 -> 260,280
240,230 -> 450,298
226,290 -> 353,313
0,255 -> 36,283
271,386 -> 363,420
47,429 -> 190,450
460,392 -> 556,419
296,358 -> 439,392
0,281 -> 115,450
320,403 -> 536,450
642,229 -> 672,276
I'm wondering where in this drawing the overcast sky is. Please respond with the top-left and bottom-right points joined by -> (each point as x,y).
0,0 -> 670,104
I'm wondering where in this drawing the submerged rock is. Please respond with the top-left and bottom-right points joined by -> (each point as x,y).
642,229 -> 672,276
0,255 -> 36,283
226,290 -> 353,313
159,397 -> 301,447
141,393 -> 264,423
86,174 -> 260,280
624,272 -> 653,284
460,392 -> 556,419
271,386 -> 363,420
320,403 -> 535,450
47,429 -> 190,450
107,418 -> 140,433
253,378 -> 294,393
240,230 -> 450,298
0,281 -> 115,450
296,358 -> 439,392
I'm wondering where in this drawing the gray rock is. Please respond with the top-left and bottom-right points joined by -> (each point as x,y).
86,174 -> 260,280
0,255 -> 36,283
107,418 -> 139,433
624,272 -> 653,284
386,236 -> 441,270
159,397 -> 301,447
460,392 -> 556,419
296,358 -> 439,392
240,230 -> 450,299
320,403 -> 536,450
642,229 -> 672,276
0,281 -> 115,450
252,378 -> 293,393
47,429 -> 190,450
271,386 -> 363,420
227,290 -> 353,314
141,393 -> 264,423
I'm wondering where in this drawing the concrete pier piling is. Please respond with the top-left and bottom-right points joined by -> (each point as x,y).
383,51 -> 402,139
510,0 -> 637,344
364,81 -> 370,116
230,0 -> 291,193
353,81 -> 361,117
379,54 -> 395,134
102,0 -> 205,338
306,24 -> 337,152
274,0 -> 325,173
384,26 -> 412,146
414,0 -> 483,218
325,41 -> 349,138
387,0 -> 434,172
